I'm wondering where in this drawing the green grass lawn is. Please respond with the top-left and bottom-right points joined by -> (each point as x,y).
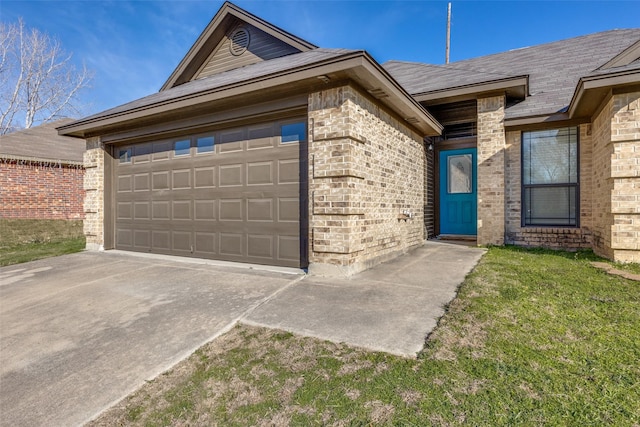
0,219 -> 85,266
0,238 -> 85,267
88,246 -> 639,426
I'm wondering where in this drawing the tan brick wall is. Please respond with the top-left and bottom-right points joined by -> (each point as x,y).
83,137 -> 105,251
609,91 -> 640,262
308,84 -> 425,275
0,160 -> 84,219
477,95 -> 506,245
504,124 -> 593,249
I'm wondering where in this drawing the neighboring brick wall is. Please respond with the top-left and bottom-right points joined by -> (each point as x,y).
504,124 -> 593,249
0,160 -> 84,219
83,137 -> 105,250
308,84 -> 425,275
477,95 -> 506,245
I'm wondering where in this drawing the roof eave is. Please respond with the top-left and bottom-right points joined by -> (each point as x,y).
59,52 -> 442,138
568,68 -> 640,119
413,75 -> 529,106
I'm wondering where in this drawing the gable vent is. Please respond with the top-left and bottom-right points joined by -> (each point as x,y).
229,28 -> 250,56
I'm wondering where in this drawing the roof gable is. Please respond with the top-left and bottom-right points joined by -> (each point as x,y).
598,39 -> 640,70
161,1 -> 316,90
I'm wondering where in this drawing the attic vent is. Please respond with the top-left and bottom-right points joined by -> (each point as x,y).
368,88 -> 389,99
229,28 -> 250,56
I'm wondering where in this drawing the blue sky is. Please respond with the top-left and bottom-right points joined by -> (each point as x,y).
2,1 -> 639,117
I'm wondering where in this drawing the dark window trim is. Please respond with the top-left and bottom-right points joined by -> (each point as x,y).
521,127 -> 580,228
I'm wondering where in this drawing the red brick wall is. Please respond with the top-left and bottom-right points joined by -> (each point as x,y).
0,160 -> 85,219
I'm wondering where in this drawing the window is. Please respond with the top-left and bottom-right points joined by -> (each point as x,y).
280,122 -> 306,144
448,154 -> 472,194
118,148 -> 132,163
174,139 -> 191,156
522,127 -> 578,226
196,136 -> 214,153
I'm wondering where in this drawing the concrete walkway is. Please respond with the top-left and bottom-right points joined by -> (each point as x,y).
0,241 -> 484,426
245,241 -> 485,356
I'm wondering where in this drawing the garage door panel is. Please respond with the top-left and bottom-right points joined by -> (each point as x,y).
195,200 -> 216,220
117,202 -> 132,220
152,230 -> 170,251
172,232 -> 192,252
134,230 -> 151,249
247,161 -> 273,185
278,236 -> 299,261
115,120 -> 303,267
219,164 -> 243,187
194,167 -> 216,188
116,228 -> 133,248
278,198 -> 299,222
172,169 -> 191,189
247,198 -> 273,222
247,234 -> 273,258
278,159 -> 299,184
219,199 -> 243,221
219,233 -> 243,256
172,201 -> 192,220
134,202 -> 150,220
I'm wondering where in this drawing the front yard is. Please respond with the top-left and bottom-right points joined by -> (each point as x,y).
88,246 -> 640,426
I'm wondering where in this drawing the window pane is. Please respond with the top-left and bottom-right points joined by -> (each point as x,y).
174,139 -> 190,156
197,136 -> 214,153
448,154 -> 472,194
523,127 -> 577,185
281,122 -> 306,144
524,186 -> 577,226
119,148 -> 131,163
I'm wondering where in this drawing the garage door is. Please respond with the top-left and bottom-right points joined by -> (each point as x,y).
114,119 -> 305,268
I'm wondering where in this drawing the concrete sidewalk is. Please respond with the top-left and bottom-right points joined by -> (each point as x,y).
247,241 -> 485,356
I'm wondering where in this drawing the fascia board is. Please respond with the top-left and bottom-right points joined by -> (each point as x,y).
413,76 -> 529,104
568,69 -> 640,118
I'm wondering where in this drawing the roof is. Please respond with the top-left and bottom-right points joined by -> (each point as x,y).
385,29 -> 640,120
0,119 -> 84,164
60,48 -> 442,138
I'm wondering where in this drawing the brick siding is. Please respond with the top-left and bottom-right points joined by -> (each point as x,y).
83,137 -> 105,250
308,84 -> 426,275
0,160 -> 84,220
477,95 -> 506,245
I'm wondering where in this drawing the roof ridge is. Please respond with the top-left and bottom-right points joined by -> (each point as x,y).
386,60 -> 520,80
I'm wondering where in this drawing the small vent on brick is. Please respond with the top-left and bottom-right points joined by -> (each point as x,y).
368,88 -> 389,99
229,28 -> 250,56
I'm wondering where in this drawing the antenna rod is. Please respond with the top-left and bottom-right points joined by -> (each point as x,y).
445,2 -> 451,64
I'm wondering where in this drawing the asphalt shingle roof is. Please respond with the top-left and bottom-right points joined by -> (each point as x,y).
0,119 -> 84,163
78,48 -> 357,122
384,29 -> 640,119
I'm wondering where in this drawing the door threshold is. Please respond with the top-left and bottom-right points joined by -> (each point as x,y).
436,235 -> 478,247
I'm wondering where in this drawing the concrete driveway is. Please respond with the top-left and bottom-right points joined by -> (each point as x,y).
0,241 -> 484,426
0,252 -> 302,427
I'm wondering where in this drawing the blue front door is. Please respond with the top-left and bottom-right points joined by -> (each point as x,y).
439,148 -> 477,235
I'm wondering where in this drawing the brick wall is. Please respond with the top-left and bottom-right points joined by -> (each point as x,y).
0,160 -> 84,220
477,95 -> 506,245
308,84 -> 425,275
83,137 -> 105,250
608,91 -> 640,262
504,124 -> 593,249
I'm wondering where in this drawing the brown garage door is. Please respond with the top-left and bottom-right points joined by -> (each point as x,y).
114,119 -> 305,268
